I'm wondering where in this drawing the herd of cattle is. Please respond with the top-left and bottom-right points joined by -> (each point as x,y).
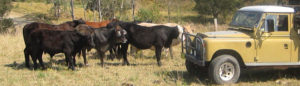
22,19 -> 192,70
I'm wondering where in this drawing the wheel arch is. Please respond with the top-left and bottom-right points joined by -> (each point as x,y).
211,49 -> 246,68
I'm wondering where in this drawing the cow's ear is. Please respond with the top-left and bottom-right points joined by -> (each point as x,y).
107,22 -> 114,29
115,25 -> 122,31
75,24 -> 91,36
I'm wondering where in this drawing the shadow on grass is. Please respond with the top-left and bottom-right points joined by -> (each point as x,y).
159,68 -> 300,85
156,70 -> 210,85
239,68 -> 300,83
96,61 -> 156,67
4,59 -> 88,71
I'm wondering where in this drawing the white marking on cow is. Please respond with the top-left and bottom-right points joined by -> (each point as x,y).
177,25 -> 185,41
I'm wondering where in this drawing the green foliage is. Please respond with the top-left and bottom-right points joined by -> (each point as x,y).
245,0 -> 278,5
86,0 -> 132,20
0,0 -> 13,33
0,0 -> 12,18
0,18 -> 14,33
194,0 -> 242,23
136,4 -> 161,22
49,0 -> 69,19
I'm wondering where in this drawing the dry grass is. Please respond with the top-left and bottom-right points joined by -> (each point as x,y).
0,32 -> 201,86
3,27 -> 300,86
3,1 -> 300,86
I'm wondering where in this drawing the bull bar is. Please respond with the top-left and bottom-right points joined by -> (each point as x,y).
181,32 -> 206,66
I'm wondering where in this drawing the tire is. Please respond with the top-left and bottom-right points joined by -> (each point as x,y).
185,60 -> 207,77
208,54 -> 240,84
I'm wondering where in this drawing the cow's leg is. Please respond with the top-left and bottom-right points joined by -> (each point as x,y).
72,53 -> 77,67
108,49 -> 115,60
116,45 -> 123,59
31,50 -> 38,70
24,47 -> 30,68
99,52 -> 105,67
82,49 -> 88,66
66,53 -> 75,70
121,43 -> 130,65
169,47 -> 174,59
155,46 -> 163,66
37,50 -> 46,70
65,56 -> 69,66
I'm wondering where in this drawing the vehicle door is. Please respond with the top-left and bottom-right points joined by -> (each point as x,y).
256,13 -> 291,63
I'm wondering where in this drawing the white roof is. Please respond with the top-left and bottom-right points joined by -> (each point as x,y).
239,6 -> 295,13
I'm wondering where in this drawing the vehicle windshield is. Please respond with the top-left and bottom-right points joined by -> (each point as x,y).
230,11 -> 262,29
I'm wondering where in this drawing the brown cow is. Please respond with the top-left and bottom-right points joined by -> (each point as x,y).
24,25 -> 95,70
85,19 -> 118,28
23,19 -> 86,69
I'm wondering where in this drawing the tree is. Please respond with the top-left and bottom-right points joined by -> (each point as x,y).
194,0 -> 242,29
132,0 -> 135,21
86,0 -> 131,21
70,0 -> 74,20
0,0 -> 13,33
0,0 -> 12,18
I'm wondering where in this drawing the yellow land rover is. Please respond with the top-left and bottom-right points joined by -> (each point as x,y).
182,5 -> 300,84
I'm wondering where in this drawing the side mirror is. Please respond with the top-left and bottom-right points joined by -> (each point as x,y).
267,19 -> 274,32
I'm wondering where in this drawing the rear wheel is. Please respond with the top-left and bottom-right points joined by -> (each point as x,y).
208,54 -> 240,84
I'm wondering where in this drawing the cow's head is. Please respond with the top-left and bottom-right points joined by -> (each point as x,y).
177,25 -> 185,41
71,18 -> 86,28
107,22 -> 127,43
75,24 -> 95,48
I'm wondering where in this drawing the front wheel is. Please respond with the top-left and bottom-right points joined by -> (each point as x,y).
208,54 -> 240,84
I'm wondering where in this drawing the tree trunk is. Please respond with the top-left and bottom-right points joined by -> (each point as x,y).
112,0 -> 116,19
70,0 -> 75,20
81,0 -> 86,20
167,0 -> 171,22
98,0 -> 102,22
120,0 -> 124,20
132,0 -> 135,21
213,13 -> 218,31
214,18 -> 218,31
93,8 -> 96,22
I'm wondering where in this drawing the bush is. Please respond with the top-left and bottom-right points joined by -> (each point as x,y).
0,18 -> 14,33
136,5 -> 161,22
0,0 -> 12,18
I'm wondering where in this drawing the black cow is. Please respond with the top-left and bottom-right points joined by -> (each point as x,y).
111,21 -> 184,66
23,19 -> 86,67
24,25 -> 95,70
93,23 -> 127,66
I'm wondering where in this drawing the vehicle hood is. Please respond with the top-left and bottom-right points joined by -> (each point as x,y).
203,30 -> 252,38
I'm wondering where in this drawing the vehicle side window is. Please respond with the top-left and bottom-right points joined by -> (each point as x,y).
264,15 -> 277,32
264,15 -> 288,32
277,15 -> 288,31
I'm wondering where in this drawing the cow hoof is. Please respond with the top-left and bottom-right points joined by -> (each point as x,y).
157,62 -> 162,67
41,67 -> 47,70
33,66 -> 38,70
69,67 -> 76,71
84,64 -> 89,67
122,62 -> 130,66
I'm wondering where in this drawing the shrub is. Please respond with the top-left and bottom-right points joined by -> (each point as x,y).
0,0 -> 12,17
0,18 -> 14,33
136,5 -> 161,22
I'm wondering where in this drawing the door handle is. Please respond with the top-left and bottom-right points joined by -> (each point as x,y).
284,44 -> 288,49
